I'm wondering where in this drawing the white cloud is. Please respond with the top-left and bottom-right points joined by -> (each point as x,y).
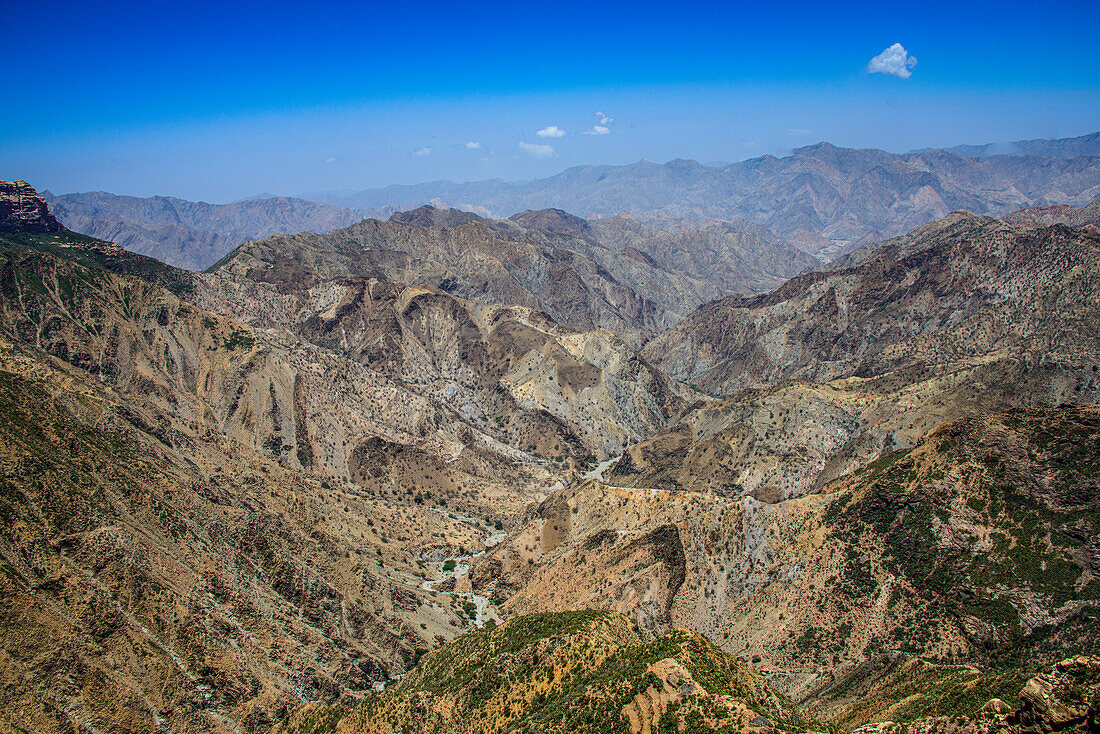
465,141 -> 481,149
519,141 -> 556,158
786,128 -> 812,136
412,146 -> 432,157
536,125 -> 566,138
867,43 -> 917,79
581,110 -> 613,135
325,156 -> 337,164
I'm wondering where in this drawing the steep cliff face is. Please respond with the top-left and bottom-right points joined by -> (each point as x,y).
0,180 -> 64,233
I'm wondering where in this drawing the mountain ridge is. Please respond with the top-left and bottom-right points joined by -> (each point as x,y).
209,205 -> 814,346
304,133 -> 1100,255
42,190 -> 389,271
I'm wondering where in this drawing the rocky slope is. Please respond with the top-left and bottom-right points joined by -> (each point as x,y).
851,656 -> 1100,734
211,206 -> 730,346
279,616 -> 1100,734
6,180 -> 1100,734
1004,195 -> 1100,229
42,190 -> 382,270
642,209 -> 1100,397
469,407 -> 1100,726
276,610 -> 819,734
193,270 -> 682,463
311,134 -> 1100,255
460,208 -> 1100,726
0,189 -> 683,732
589,214 -> 819,296
39,190 -> 819,344
0,244 -> 562,730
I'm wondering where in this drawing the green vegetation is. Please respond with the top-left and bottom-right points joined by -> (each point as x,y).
825,407 -> 1099,667
0,230 -> 195,298
279,610 -> 818,734
223,328 -> 256,351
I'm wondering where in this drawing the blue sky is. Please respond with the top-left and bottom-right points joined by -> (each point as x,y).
3,0 -> 1098,202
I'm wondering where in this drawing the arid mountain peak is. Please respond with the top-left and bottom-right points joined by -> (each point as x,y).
389,204 -> 487,227
508,207 -> 594,238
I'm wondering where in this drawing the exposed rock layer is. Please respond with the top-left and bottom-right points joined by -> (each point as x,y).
0,180 -> 63,233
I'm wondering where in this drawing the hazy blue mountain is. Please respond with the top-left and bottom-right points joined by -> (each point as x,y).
42,190 -> 386,270
307,134 -> 1100,255
935,131 -> 1100,159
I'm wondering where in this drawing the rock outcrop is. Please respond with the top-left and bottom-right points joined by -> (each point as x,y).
0,179 -> 63,232
851,656 -> 1100,734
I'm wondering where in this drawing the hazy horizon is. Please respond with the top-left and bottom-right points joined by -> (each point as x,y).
4,0 -> 1098,203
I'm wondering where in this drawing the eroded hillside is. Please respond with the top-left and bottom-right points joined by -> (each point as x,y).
643,207 -> 1100,396
4,180 -> 1100,734
0,186 -> 685,733
469,407 -> 1100,725
211,204 -> 815,346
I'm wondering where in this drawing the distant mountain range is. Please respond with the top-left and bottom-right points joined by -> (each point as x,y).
306,132 -> 1100,253
39,132 -> 1100,272
41,190 -> 389,270
931,130 -> 1100,159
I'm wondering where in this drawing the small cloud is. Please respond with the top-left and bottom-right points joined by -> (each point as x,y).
412,146 -> 432,157
786,128 -> 812,136
536,125 -> 566,138
519,141 -> 556,158
325,156 -> 337,164
742,141 -> 758,149
465,141 -> 481,149
582,110 -> 613,135
867,42 -> 917,79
